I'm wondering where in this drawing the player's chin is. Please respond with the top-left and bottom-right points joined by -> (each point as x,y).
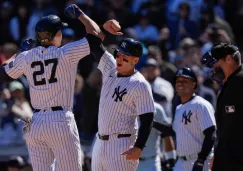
176,89 -> 185,96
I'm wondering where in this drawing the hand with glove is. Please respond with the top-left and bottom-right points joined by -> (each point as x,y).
64,4 -> 84,19
19,38 -> 36,52
192,159 -> 204,171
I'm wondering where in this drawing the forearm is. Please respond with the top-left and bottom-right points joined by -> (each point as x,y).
163,136 -> 176,160
198,125 -> 216,161
78,14 -> 104,40
153,121 -> 175,136
86,34 -> 106,62
134,112 -> 154,150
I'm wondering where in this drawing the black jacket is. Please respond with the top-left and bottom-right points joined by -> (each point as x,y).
213,65 -> 243,171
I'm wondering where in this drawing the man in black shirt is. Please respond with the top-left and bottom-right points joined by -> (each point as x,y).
202,43 -> 243,171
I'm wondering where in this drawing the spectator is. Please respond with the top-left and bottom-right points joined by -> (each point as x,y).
133,11 -> 160,44
142,58 -> 174,119
9,3 -> 30,43
200,5 -> 234,42
167,2 -> 199,49
0,1 -> 13,45
0,43 -> 18,66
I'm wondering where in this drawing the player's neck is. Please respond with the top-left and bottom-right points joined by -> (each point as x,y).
118,69 -> 136,77
180,94 -> 195,104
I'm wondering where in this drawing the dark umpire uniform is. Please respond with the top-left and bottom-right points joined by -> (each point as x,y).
202,43 -> 243,171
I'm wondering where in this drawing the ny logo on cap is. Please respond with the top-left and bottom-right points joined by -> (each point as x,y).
178,69 -> 183,75
121,42 -> 126,48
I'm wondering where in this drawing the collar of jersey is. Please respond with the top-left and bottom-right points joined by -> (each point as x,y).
117,70 -> 138,77
181,94 -> 196,104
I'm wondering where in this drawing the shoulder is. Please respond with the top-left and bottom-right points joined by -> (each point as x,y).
133,72 -> 150,88
154,77 -> 173,89
61,38 -> 88,49
193,96 -> 214,110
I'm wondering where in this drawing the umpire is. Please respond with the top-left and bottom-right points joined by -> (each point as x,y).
202,43 -> 243,171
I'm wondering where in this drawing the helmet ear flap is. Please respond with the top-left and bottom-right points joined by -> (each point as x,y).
36,31 -> 55,44
113,49 -> 118,58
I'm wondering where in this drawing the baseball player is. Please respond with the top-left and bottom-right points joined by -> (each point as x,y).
137,102 -> 175,171
0,4 -> 120,171
90,38 -> 155,171
153,67 -> 216,171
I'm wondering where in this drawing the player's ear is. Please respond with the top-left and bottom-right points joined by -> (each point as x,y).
192,81 -> 197,89
132,57 -> 139,65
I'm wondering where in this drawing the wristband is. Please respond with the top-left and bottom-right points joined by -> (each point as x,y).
165,150 -> 176,160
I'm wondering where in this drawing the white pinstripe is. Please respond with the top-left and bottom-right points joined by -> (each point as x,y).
92,134 -> 139,171
137,102 -> 170,171
4,38 -> 90,171
92,51 -> 155,171
172,95 -> 216,171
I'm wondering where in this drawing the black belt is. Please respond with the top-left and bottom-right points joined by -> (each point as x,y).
179,156 -> 188,161
34,106 -> 63,113
98,134 -> 131,140
139,155 -> 156,161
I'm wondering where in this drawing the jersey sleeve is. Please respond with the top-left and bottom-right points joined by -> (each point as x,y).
135,81 -> 155,115
61,37 -> 90,65
154,103 -> 171,125
97,51 -> 116,76
197,101 -> 216,131
4,53 -> 25,79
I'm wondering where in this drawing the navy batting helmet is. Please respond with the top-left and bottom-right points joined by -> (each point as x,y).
35,15 -> 68,43
114,38 -> 143,58
175,67 -> 198,89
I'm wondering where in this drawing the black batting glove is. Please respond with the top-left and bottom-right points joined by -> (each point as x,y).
192,159 -> 204,171
64,4 -> 84,19
19,38 -> 36,52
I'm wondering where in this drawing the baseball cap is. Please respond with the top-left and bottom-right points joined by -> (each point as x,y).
175,67 -> 197,82
202,43 -> 240,68
144,58 -> 158,67
117,38 -> 143,58
7,156 -> 26,169
9,81 -> 24,92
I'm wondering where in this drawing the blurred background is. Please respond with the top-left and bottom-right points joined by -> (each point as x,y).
0,0 -> 240,170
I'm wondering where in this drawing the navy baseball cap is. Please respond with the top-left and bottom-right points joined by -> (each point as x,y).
202,43 -> 240,68
116,38 -> 143,58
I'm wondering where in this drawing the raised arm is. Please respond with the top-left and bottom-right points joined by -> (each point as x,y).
0,38 -> 35,82
64,4 -> 122,41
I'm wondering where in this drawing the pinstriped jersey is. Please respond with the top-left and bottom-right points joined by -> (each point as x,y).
140,102 -> 170,157
172,96 -> 216,156
97,51 -> 155,135
4,38 -> 90,109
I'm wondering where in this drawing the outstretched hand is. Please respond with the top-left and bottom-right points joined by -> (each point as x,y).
103,19 -> 123,36
120,147 -> 141,160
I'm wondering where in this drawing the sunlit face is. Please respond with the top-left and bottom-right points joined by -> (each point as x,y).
212,58 -> 228,76
115,52 -> 139,75
175,76 -> 196,97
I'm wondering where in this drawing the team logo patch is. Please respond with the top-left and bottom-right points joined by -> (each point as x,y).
178,69 -> 183,75
121,42 -> 126,48
181,110 -> 193,125
112,86 -> 127,102
225,106 -> 235,113
9,60 -> 14,68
